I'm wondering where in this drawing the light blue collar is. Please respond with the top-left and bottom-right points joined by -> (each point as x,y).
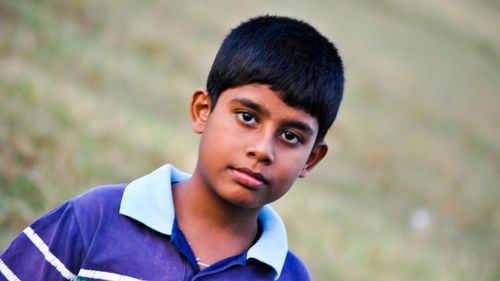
119,164 -> 288,279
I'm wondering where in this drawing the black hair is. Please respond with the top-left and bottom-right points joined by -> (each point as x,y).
206,15 -> 344,143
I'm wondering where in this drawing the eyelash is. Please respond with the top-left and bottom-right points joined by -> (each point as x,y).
236,111 -> 304,145
280,130 -> 303,145
236,111 -> 258,125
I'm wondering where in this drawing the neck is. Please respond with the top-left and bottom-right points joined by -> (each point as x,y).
172,170 -> 261,265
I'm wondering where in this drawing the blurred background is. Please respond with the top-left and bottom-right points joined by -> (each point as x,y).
0,0 -> 499,280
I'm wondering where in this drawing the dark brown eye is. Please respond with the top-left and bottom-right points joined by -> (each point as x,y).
237,112 -> 257,125
281,131 -> 301,144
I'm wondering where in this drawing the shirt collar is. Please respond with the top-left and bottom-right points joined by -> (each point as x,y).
119,164 -> 288,279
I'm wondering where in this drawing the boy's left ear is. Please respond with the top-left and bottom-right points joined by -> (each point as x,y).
298,140 -> 328,178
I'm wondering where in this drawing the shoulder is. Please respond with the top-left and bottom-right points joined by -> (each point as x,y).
31,184 -> 128,240
73,183 -> 127,204
68,183 -> 128,231
25,184 -> 129,250
70,183 -> 127,211
0,184 -> 130,279
278,250 -> 313,281
27,184 -> 127,229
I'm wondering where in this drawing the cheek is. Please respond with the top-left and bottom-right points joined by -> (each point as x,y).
282,149 -> 311,173
274,158 -> 304,185
266,178 -> 295,204
199,115 -> 238,159
272,149 -> 312,185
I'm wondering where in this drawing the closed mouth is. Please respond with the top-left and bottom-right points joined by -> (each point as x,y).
230,167 -> 269,188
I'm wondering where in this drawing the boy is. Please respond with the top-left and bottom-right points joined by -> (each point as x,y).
0,15 -> 344,280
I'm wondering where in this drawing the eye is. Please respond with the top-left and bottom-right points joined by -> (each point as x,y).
237,112 -> 257,125
280,131 -> 302,144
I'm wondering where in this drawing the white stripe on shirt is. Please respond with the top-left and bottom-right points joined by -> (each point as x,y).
0,259 -> 21,281
23,227 -> 77,280
78,269 -> 144,281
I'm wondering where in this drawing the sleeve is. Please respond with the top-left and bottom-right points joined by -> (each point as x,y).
0,201 -> 86,281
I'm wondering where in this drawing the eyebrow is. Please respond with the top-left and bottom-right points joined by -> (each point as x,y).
231,98 -> 315,137
232,98 -> 269,117
282,120 -> 315,136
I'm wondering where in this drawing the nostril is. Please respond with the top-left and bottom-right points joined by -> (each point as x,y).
261,158 -> 272,165
246,144 -> 274,164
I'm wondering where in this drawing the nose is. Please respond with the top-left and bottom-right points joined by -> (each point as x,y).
246,129 -> 275,165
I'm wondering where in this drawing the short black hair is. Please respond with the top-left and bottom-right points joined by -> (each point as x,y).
206,15 -> 344,142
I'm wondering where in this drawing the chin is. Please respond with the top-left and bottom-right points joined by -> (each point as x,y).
222,194 -> 266,210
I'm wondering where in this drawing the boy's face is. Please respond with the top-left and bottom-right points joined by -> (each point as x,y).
190,84 -> 328,209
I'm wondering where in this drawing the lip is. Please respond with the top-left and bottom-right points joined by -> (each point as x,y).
229,167 -> 269,189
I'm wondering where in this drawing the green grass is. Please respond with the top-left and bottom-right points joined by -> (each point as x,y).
1,0 -> 499,280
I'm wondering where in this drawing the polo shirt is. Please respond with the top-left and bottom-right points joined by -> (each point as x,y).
0,164 -> 312,281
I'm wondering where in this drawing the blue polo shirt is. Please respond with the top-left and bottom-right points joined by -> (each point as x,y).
0,164 -> 312,281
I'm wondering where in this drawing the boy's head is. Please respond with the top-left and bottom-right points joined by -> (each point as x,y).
206,15 -> 344,143
188,16 -> 345,209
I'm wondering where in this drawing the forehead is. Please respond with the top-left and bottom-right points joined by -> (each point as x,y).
218,84 -> 319,129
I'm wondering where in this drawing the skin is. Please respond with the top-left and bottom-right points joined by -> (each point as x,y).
173,84 -> 328,267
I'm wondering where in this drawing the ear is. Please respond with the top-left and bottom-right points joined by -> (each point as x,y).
298,140 -> 328,178
190,88 -> 212,134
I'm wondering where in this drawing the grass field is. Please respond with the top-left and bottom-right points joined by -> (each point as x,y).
1,0 -> 499,280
